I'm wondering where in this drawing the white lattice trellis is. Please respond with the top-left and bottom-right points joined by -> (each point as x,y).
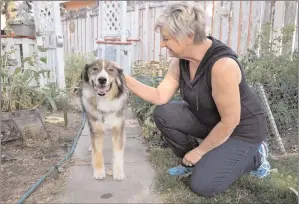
34,2 -> 55,35
98,1 -> 128,40
96,1 -> 133,76
33,1 -> 66,88
103,1 -> 121,34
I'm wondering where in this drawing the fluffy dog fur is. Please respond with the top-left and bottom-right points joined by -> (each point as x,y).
78,59 -> 128,180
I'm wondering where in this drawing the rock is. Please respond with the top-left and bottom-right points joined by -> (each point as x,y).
107,169 -> 113,176
57,166 -> 65,173
270,168 -> 278,173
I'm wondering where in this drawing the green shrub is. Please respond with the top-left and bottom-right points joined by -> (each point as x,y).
129,61 -> 180,140
64,52 -> 96,90
240,23 -> 298,133
0,46 -> 51,112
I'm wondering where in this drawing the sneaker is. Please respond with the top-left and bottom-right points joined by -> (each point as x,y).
250,141 -> 271,178
168,164 -> 194,176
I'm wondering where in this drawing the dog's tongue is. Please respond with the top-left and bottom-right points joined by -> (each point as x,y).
96,86 -> 109,94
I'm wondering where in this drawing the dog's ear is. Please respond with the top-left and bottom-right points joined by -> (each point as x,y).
116,76 -> 122,87
116,67 -> 125,86
115,68 -> 125,98
82,64 -> 90,82
116,67 -> 123,74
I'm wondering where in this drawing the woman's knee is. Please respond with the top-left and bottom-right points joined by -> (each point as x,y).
190,178 -> 217,198
153,101 -> 183,127
189,171 -> 228,198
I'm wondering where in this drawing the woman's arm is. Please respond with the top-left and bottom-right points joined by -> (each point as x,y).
196,57 -> 242,156
125,58 -> 180,105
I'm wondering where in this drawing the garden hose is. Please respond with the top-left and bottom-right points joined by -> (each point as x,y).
17,111 -> 86,204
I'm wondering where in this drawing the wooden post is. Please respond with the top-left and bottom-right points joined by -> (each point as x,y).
291,1 -> 298,54
133,4 -> 140,62
256,1 -> 265,58
21,38 -> 30,70
53,1 -> 66,89
256,83 -> 287,155
272,1 -> 285,55
86,8 -> 92,53
120,1 -> 127,42
144,2 -> 149,62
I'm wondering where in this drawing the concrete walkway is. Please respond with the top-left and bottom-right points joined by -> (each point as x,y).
58,108 -> 161,203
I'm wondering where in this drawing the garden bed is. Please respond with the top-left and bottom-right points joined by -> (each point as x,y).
1,110 -> 83,203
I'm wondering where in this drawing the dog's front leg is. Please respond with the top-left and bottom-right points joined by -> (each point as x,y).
112,120 -> 126,180
89,121 -> 105,180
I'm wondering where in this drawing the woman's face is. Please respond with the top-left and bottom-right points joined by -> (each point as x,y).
159,27 -> 191,58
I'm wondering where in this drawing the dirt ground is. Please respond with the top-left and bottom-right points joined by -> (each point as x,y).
1,110 -> 83,203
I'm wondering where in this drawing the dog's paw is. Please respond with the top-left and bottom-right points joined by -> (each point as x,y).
94,169 -> 106,180
113,168 -> 125,180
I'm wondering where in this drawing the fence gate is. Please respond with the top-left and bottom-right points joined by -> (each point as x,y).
96,1 -> 132,75
33,1 -> 65,88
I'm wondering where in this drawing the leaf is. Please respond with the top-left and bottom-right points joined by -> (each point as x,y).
13,67 -> 21,75
40,57 -> 47,64
45,95 -> 57,111
37,69 -> 51,75
22,69 -> 32,82
37,46 -> 48,52
0,71 -> 8,78
28,60 -> 34,67
22,57 -> 31,63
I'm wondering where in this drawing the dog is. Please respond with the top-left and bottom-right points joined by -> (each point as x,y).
77,59 -> 128,181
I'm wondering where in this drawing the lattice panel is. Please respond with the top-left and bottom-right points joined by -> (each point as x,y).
36,2 -> 55,34
103,1 -> 121,34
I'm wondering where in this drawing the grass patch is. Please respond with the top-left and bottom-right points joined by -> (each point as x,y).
148,147 -> 298,204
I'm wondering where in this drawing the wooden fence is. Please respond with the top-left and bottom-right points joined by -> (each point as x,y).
1,36 -> 36,71
61,1 -> 298,62
1,36 -> 58,85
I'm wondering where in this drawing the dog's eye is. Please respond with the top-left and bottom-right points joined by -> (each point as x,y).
108,68 -> 114,72
92,67 -> 98,71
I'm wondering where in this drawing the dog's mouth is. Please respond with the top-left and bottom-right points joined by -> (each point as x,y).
92,81 -> 112,96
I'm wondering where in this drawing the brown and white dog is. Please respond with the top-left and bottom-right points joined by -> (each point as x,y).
78,59 -> 128,180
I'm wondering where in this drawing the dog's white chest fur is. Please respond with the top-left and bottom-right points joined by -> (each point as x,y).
97,97 -> 125,129
82,86 -> 127,129
97,96 -> 124,113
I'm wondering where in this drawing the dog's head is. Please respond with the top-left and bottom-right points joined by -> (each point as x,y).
81,59 -> 124,97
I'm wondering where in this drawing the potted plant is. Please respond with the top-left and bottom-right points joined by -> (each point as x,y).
7,1 -> 35,37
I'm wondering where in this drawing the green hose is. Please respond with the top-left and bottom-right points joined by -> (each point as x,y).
17,111 -> 86,204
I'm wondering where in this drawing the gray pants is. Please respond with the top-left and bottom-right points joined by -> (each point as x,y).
153,101 -> 262,197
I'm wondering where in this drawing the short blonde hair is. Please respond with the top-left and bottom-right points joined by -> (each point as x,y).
154,1 -> 207,44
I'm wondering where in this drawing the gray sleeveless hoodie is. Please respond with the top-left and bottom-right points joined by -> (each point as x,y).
179,36 -> 267,144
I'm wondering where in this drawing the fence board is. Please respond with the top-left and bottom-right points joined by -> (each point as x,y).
249,1 -> 262,50
220,1 -> 231,45
212,1 -> 222,40
239,1 -> 251,55
205,1 -> 213,36
61,1 -> 298,62
282,1 -> 297,53
272,1 -> 285,54
292,2 -> 298,52
230,1 -> 241,53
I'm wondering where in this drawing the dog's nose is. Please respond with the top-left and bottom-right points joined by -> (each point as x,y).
98,77 -> 107,84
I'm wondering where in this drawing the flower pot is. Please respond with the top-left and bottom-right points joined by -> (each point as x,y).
9,23 -> 35,37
